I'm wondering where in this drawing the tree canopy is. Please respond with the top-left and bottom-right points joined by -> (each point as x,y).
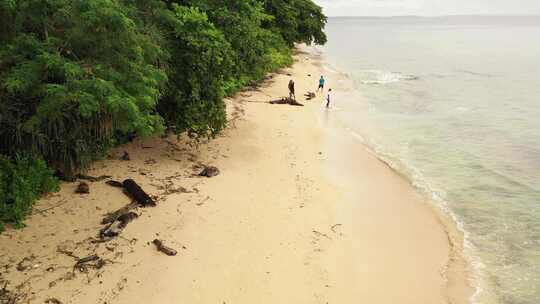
0,0 -> 326,229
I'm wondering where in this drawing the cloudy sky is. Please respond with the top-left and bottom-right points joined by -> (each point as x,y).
314,0 -> 540,16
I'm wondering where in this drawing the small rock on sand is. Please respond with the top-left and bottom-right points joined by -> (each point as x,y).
75,182 -> 90,194
199,166 -> 220,178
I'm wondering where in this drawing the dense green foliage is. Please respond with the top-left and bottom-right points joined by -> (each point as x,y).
0,0 -> 326,227
0,154 -> 59,230
264,0 -> 327,46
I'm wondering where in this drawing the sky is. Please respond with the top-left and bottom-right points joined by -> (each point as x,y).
313,0 -> 540,16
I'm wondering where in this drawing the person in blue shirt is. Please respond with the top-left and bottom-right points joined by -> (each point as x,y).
317,75 -> 325,93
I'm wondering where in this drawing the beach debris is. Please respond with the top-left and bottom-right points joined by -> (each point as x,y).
0,282 -> 21,304
121,151 -> 130,161
144,158 -> 157,165
197,196 -> 210,206
308,74 -> 312,77
16,256 -> 35,272
199,166 -> 220,178
153,239 -> 177,256
75,182 -> 90,194
56,241 -> 79,259
54,170 -> 76,182
74,255 -> 105,272
269,97 -> 304,107
105,180 -> 124,188
76,174 -> 111,182
304,91 -> 316,100
312,230 -> 332,240
122,179 -> 156,207
331,224 -> 343,234
158,180 -> 191,195
100,212 -> 138,240
102,202 -> 140,225
45,298 -> 63,304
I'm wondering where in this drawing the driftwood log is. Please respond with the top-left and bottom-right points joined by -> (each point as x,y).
100,212 -> 138,240
153,239 -> 177,256
269,97 -> 304,107
122,179 -> 156,207
102,202 -> 139,225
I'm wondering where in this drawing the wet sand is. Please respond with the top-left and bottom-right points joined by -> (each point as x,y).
0,48 -> 472,304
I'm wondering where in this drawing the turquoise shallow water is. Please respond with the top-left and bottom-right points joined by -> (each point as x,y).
318,16 -> 540,304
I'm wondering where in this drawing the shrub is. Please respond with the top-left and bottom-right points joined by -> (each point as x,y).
0,154 -> 59,231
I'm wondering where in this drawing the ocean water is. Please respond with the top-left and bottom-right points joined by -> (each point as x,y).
318,16 -> 540,304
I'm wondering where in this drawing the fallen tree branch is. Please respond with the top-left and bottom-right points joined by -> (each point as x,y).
100,212 -> 138,240
33,199 -> 69,214
101,202 -> 139,225
331,224 -> 342,234
76,174 -> 112,182
74,255 -> 105,272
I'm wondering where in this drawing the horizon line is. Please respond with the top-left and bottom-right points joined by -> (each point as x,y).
327,14 -> 540,18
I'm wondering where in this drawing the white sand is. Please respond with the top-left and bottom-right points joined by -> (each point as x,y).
0,49 -> 472,304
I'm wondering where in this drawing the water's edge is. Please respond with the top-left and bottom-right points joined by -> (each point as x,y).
308,47 -> 481,304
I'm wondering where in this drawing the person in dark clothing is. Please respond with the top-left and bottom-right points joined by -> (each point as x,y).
326,88 -> 332,108
288,79 -> 296,100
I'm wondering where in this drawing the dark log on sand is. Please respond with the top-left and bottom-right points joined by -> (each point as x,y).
122,179 -> 156,207
269,97 -> 304,107
153,239 -> 177,256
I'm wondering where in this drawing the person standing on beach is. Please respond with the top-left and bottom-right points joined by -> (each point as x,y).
326,88 -> 332,108
317,75 -> 325,93
288,79 -> 296,100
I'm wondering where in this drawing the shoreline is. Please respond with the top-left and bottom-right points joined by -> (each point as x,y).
311,46 -> 477,303
0,49 -> 472,303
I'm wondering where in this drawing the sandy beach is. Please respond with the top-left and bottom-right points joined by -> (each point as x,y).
0,49 -> 472,304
